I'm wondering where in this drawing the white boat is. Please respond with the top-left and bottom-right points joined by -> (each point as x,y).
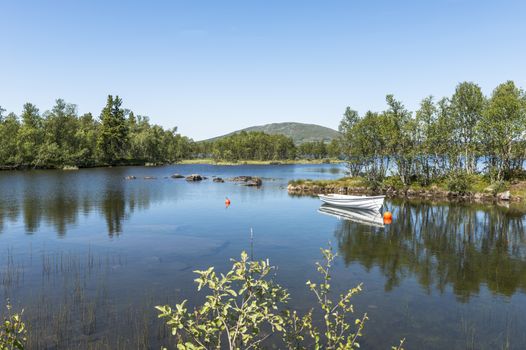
318,193 -> 385,212
318,204 -> 384,228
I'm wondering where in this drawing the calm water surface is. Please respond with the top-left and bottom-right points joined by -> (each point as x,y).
1,164 -> 525,349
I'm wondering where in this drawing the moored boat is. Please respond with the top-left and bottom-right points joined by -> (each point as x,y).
318,193 -> 385,212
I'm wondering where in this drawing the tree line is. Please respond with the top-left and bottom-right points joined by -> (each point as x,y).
0,96 -> 342,168
0,96 -> 194,168
194,131 -> 340,161
338,80 -> 526,186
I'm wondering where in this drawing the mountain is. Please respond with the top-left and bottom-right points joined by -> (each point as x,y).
204,122 -> 341,145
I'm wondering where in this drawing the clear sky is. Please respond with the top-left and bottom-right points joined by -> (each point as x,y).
1,0 -> 525,140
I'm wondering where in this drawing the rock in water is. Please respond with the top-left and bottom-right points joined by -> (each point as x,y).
213,177 -> 225,183
497,190 -> 510,201
171,174 -> 185,179
228,176 -> 262,186
186,174 -> 203,181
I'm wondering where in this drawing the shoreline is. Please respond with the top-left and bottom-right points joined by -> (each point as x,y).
288,178 -> 526,203
178,158 -> 344,166
0,159 -> 344,171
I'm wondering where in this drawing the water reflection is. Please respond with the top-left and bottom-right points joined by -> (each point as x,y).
0,170 -> 163,236
335,200 -> 526,300
318,204 -> 384,227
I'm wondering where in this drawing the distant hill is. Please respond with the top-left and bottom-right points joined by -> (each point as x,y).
204,122 -> 341,145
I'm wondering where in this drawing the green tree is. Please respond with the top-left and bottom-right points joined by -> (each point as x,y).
384,95 -> 416,185
209,131 -> 296,162
97,95 -> 129,165
414,96 -> 437,184
74,112 -> 99,166
339,107 -> 362,176
17,103 -> 43,166
327,138 -> 341,158
0,113 -> 21,166
35,99 -> 79,167
479,81 -> 526,180
450,82 -> 485,173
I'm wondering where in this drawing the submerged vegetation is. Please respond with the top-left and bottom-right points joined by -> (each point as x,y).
2,247 -> 408,349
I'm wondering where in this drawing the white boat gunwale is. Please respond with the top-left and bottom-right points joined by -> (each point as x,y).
317,193 -> 385,212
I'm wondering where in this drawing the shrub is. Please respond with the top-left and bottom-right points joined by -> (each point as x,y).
0,302 -> 27,350
157,248 -> 405,350
382,176 -> 405,191
489,180 -> 509,195
364,172 -> 385,192
446,171 -> 472,195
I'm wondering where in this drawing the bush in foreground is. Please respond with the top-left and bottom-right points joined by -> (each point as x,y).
0,302 -> 26,350
156,248 -> 405,350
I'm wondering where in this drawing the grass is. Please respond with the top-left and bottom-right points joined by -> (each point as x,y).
510,181 -> 526,199
179,158 -> 344,165
1,247 -> 175,349
289,176 -> 367,188
288,174 -> 526,200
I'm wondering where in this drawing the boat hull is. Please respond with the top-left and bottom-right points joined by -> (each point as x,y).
318,194 -> 385,211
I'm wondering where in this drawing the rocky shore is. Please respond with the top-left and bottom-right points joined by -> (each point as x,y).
287,183 -> 521,203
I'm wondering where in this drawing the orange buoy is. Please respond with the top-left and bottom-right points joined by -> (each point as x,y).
225,197 -> 231,206
383,211 -> 392,220
383,218 -> 392,225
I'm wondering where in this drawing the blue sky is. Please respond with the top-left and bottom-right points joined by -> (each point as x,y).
1,0 -> 525,140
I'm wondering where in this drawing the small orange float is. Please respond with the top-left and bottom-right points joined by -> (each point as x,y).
225,197 -> 231,206
383,211 -> 392,220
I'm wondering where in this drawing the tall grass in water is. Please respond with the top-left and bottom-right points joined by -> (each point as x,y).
1,247 -> 177,349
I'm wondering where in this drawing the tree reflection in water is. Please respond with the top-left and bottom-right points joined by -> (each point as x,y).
0,170 -> 162,237
334,200 -> 526,301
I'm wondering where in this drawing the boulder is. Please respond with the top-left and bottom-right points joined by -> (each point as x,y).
245,178 -> 263,186
171,174 -> 185,179
213,177 -> 225,183
125,175 -> 137,180
473,193 -> 483,200
244,179 -> 262,186
63,165 -> 79,171
229,176 -> 263,186
186,174 -> 204,181
497,190 -> 510,201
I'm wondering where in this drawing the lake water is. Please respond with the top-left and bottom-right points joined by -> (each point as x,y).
1,164 -> 525,349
